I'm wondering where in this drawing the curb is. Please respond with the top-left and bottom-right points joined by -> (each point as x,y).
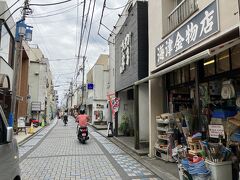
17,127 -> 45,146
94,129 -> 178,180
18,120 -> 57,146
90,124 -> 108,130
112,136 -> 148,156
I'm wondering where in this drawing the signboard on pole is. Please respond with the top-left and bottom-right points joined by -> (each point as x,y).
31,101 -> 41,112
107,94 -> 120,118
87,83 -> 94,90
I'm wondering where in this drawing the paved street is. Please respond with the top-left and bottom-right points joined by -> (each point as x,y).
19,117 -> 160,180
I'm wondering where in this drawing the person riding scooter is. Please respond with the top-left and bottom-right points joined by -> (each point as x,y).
76,109 -> 89,143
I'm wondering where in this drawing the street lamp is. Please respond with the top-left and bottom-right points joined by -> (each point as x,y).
15,19 -> 33,42
25,27 -> 33,41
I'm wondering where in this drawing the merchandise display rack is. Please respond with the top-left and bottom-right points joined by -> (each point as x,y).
155,114 -> 176,162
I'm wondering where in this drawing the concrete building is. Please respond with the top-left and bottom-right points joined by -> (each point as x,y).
0,1 -> 15,118
145,0 -> 240,158
27,45 -> 56,123
86,54 -> 109,124
113,0 -> 149,151
0,1 -> 30,124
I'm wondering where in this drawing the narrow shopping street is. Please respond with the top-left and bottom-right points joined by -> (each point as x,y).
19,117 -> 160,180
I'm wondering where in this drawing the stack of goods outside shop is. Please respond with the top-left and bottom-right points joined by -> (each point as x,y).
154,45 -> 240,180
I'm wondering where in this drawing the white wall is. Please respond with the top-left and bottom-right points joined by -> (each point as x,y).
139,83 -> 149,142
29,63 -> 40,102
93,65 -> 104,100
0,1 -> 16,35
39,63 -> 47,111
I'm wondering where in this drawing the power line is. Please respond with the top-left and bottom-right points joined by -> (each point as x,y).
0,0 -> 20,17
29,0 -> 74,6
31,3 -> 80,16
28,4 -> 82,18
74,0 -> 87,80
97,0 -> 115,44
75,0 -> 80,56
101,22 -> 116,35
97,0 -> 106,35
83,0 -> 96,57
0,6 -> 23,26
105,1 -> 132,10
74,0 -> 96,85
48,57 -> 77,61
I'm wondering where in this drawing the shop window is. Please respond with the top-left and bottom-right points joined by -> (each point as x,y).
216,50 -> 230,73
0,23 -> 11,63
182,66 -> 189,83
174,69 -> 182,85
169,72 -> 175,86
127,89 -> 134,100
204,57 -> 215,77
190,63 -> 195,81
231,44 -> 240,70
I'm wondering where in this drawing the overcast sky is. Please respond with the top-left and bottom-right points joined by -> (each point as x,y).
6,0 -> 128,103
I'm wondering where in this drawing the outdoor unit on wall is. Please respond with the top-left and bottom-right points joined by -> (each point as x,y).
127,89 -> 134,100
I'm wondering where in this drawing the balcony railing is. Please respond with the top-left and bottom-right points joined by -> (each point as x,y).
168,0 -> 198,33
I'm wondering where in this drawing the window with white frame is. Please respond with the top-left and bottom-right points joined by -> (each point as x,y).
0,21 -> 12,63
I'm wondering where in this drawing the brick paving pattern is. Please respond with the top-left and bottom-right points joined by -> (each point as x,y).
20,117 -> 160,180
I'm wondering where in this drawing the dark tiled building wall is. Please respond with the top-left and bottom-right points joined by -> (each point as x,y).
115,1 -> 148,92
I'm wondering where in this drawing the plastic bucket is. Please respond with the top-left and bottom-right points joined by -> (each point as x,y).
205,160 -> 232,180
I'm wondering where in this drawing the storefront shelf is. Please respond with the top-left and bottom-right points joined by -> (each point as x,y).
156,119 -> 170,124
157,127 -> 168,131
157,135 -> 169,141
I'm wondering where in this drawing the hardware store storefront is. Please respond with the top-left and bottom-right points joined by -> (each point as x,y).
146,0 -> 240,179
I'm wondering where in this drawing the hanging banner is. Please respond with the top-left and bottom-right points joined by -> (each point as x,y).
107,94 -> 120,117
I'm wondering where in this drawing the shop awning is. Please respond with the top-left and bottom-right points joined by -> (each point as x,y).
135,37 -> 240,86
135,50 -> 210,85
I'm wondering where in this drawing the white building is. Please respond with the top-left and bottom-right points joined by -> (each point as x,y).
86,54 -> 109,124
27,45 -> 56,123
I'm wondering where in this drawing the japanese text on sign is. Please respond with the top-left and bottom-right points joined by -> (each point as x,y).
209,125 -> 225,139
156,0 -> 219,67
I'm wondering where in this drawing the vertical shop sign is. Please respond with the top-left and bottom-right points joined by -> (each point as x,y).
107,94 -> 120,118
156,0 -> 219,67
120,32 -> 132,74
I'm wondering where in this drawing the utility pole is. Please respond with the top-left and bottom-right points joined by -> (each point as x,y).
81,56 -> 86,105
10,0 -> 29,129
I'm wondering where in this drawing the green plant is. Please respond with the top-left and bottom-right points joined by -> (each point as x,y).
119,114 -> 129,135
41,113 -> 46,120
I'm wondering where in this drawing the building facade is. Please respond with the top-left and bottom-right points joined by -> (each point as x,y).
114,0 -> 149,149
0,1 -> 15,118
1,1 -> 30,124
27,45 -> 55,123
86,54 -> 109,124
147,0 -> 240,159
